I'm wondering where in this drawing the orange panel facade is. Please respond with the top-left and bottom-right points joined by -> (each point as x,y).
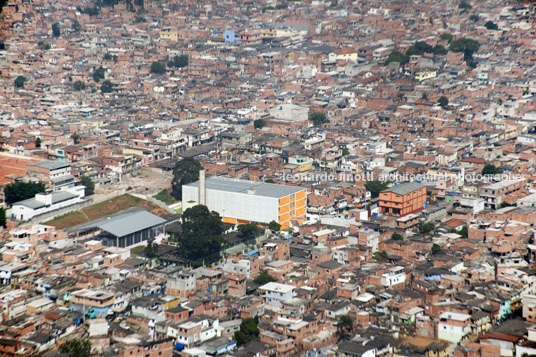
379,185 -> 426,217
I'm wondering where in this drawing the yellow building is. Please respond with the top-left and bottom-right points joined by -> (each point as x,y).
415,70 -> 437,82
160,27 -> 178,41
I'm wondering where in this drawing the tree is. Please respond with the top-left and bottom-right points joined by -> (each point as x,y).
485,21 -> 499,30
238,223 -> 259,243
172,205 -> 224,262
406,41 -> 434,57
268,220 -> 281,232
73,81 -> 86,91
421,93 -> 428,100
72,20 -> 81,32
469,14 -> 479,21
438,96 -> 449,109
150,61 -> 166,74
337,315 -> 354,339
145,236 -> 157,258
450,38 -> 480,53
419,221 -> 435,235
38,41 -> 51,51
342,148 -> 350,156
4,181 -> 46,205
254,119 -> 265,129
0,207 -> 6,229
171,157 -> 202,200
168,55 -> 188,68
391,233 -> 403,241
253,271 -> 277,285
35,137 -> 41,148
309,112 -> 327,126
439,33 -> 453,43
431,243 -> 442,255
365,180 -> 389,198
103,53 -> 113,60
101,80 -> 113,94
458,0 -> 472,9
459,225 -> 468,238
373,250 -> 388,261
71,133 -> 80,144
433,44 -> 447,55
80,176 -> 95,196
482,164 -> 502,176
385,50 -> 408,65
59,338 -> 91,357
92,66 -> 106,82
234,318 -> 259,346
52,22 -> 60,37
14,76 -> 27,88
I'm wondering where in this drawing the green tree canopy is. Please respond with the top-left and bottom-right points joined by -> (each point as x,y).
431,243 -> 442,255
438,96 -> 449,108
151,61 -> 166,74
309,112 -> 327,126
172,205 -> 224,263
342,147 -> 350,156
101,80 -> 113,94
385,50 -> 408,65
254,119 -> 265,129
0,207 -> 6,228
458,1 -> 472,9
406,41 -> 434,57
72,20 -> 81,32
419,221 -> 435,235
52,22 -> 60,37
59,338 -> 91,357
4,181 -> 46,205
373,250 -> 388,261
35,137 -> 41,148
469,14 -> 479,22
168,55 -> 188,68
74,81 -> 86,91
337,315 -> 354,339
253,271 -> 277,285
365,180 -> 389,198
268,220 -> 281,232
145,236 -> 157,258
450,38 -> 480,53
485,21 -> 499,30
439,33 -> 453,42
433,44 -> 447,55
80,176 -> 95,196
171,157 -> 202,200
38,41 -> 51,51
92,66 -> 106,82
391,233 -> 403,241
238,223 -> 259,242
234,318 -> 259,346
14,76 -> 27,88
482,164 -> 502,175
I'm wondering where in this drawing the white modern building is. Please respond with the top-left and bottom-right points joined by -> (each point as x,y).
222,258 -> 252,278
437,312 -> 472,343
380,267 -> 406,288
259,282 -> 296,308
11,186 -> 86,221
182,175 -> 306,229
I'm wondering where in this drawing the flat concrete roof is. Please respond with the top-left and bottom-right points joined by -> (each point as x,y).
184,176 -> 305,199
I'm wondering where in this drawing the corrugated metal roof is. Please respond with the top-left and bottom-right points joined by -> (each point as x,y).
382,182 -> 424,196
184,176 -> 304,198
97,210 -> 166,238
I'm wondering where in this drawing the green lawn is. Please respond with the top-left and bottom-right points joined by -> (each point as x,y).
44,194 -> 168,229
153,189 -> 177,205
